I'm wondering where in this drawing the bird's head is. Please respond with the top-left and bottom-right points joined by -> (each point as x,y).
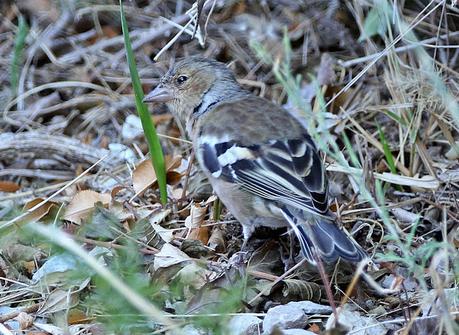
143,57 -> 241,130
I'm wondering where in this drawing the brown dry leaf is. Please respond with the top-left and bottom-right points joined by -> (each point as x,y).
281,279 -> 322,301
68,309 -> 89,325
207,226 -> 225,252
166,171 -> 183,185
110,185 -> 126,198
185,202 -> 209,244
22,198 -> 56,223
0,180 -> 20,192
63,190 -> 111,224
132,155 -> 182,195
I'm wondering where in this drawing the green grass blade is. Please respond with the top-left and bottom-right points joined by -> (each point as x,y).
119,0 -> 167,205
382,109 -> 407,127
342,132 -> 361,169
376,123 -> 397,174
11,15 -> 28,95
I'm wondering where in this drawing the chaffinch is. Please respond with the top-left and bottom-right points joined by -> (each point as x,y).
144,57 -> 366,264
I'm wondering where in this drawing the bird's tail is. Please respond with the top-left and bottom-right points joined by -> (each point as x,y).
281,207 -> 367,264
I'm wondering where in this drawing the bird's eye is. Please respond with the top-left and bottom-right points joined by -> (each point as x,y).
176,75 -> 188,85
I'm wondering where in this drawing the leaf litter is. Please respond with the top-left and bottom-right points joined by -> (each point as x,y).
0,0 -> 458,334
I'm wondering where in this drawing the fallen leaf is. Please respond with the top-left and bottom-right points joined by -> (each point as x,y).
132,155 -> 182,195
63,190 -> 111,224
181,239 -> 210,258
79,204 -> 121,240
0,180 -> 20,192
207,226 -> 225,252
281,278 -> 322,301
38,288 -> 81,316
153,243 -> 191,270
32,253 -> 80,284
122,114 -> 143,141
68,309 -> 90,325
185,202 -> 209,244
22,198 -> 56,222
391,207 -> 421,225
110,185 -> 126,198
445,141 -> 459,160
172,262 -> 210,291
149,209 -> 172,242
151,223 -> 174,243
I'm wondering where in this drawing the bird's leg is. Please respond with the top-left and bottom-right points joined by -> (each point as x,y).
241,224 -> 255,251
313,253 -> 338,324
280,230 -> 297,271
288,230 -> 296,268
179,150 -> 195,202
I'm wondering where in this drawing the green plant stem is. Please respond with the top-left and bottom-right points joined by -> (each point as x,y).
119,0 -> 167,205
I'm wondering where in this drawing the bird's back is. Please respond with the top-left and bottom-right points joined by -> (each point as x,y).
196,96 -> 306,145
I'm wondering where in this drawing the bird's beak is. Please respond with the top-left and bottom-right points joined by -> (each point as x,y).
143,85 -> 174,103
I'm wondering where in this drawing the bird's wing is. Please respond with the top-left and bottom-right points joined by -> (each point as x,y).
198,133 -> 329,216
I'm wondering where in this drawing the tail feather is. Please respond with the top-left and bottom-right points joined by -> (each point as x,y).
281,207 -> 367,264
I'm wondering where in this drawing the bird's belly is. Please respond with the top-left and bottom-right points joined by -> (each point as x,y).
208,176 -> 287,230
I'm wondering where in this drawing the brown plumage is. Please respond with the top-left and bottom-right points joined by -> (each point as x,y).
144,56 -> 367,264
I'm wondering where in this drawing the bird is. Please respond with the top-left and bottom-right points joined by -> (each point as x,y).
143,56 -> 367,265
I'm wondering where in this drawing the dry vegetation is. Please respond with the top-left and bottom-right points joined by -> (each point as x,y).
0,0 -> 458,334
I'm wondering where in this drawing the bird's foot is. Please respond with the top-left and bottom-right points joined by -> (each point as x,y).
280,245 -> 297,272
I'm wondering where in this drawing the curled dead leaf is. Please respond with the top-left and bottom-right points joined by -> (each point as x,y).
0,180 -> 20,192
149,208 -> 174,242
110,185 -> 126,198
132,155 -> 183,195
185,202 -> 209,244
22,198 -> 56,223
153,243 -> 191,270
68,309 -> 90,325
63,190 -> 111,224
208,226 -> 225,252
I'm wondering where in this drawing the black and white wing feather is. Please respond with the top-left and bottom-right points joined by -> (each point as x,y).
199,133 -> 328,217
